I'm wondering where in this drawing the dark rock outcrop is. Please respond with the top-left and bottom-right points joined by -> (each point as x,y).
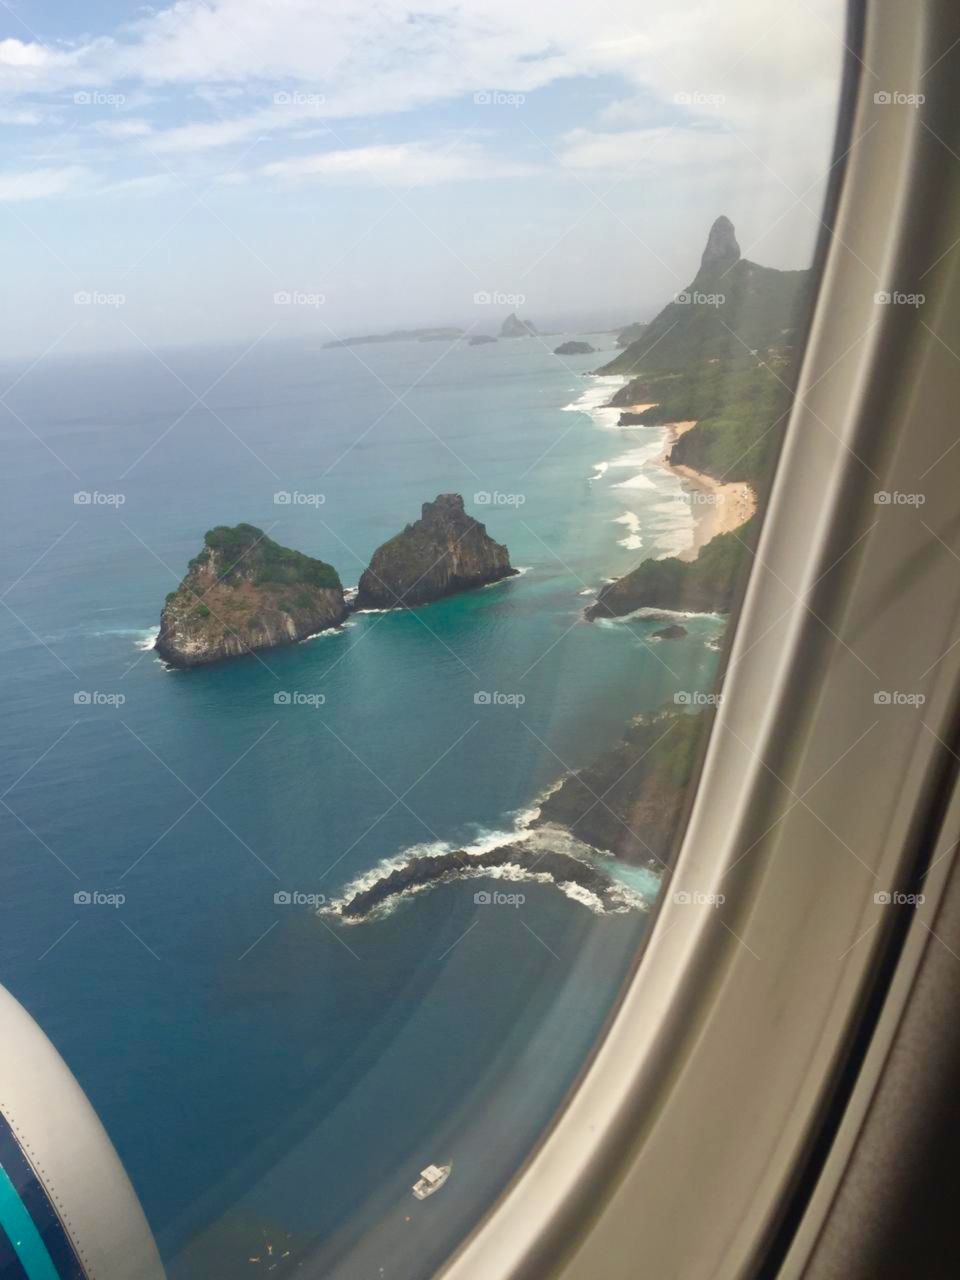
337,842 -> 621,920
651,623 -> 687,640
586,519 -> 756,619
535,709 -> 709,864
618,412 -> 656,426
699,214 -> 740,272
468,335 -> 497,346
608,377 -> 656,407
155,523 -> 346,668
355,494 -> 517,610
500,313 -> 537,338
554,340 -> 596,355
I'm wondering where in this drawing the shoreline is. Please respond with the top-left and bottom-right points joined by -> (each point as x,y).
656,420 -> 757,561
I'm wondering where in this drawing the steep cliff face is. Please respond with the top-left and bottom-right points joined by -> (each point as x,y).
535,708 -> 709,864
600,215 -> 809,376
155,523 -> 346,668
355,494 -> 517,609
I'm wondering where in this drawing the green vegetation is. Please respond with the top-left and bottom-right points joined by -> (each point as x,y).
601,257 -> 808,377
201,523 -> 341,590
591,518 -> 757,617
626,358 -> 793,489
538,708 -> 713,863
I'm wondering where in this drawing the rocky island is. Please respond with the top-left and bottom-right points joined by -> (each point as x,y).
554,340 -> 595,355
323,327 -> 463,348
155,523 -> 347,668
356,493 -> 517,610
500,313 -> 537,338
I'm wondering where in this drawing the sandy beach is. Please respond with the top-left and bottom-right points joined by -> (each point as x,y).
657,421 -> 757,562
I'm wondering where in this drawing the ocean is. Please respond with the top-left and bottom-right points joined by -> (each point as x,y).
0,332 -> 720,1276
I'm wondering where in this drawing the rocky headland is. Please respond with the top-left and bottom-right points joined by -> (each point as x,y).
155,524 -> 347,668
355,493 -> 517,610
328,707 -> 712,922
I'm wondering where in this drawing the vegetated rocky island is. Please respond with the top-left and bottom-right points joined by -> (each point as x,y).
155,524 -> 347,668
155,496 -> 518,666
554,340 -> 596,355
356,493 -> 517,609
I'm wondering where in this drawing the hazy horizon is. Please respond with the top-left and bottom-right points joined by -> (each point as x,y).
0,0 -> 844,360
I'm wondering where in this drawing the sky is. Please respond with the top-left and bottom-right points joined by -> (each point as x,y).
0,0 -> 846,358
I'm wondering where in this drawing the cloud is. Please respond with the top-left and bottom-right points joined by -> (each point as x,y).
257,140 -> 537,187
558,126 -> 744,174
0,165 -> 90,201
95,118 -> 154,138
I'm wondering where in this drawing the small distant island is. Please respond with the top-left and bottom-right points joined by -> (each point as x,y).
554,340 -> 595,356
500,313 -> 537,338
155,524 -> 347,668
467,335 -> 497,346
356,493 -> 517,610
323,327 -> 463,349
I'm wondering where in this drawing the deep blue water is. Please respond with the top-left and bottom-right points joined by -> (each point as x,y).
0,334 -> 719,1276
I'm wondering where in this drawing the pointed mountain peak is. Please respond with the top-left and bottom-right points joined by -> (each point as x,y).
699,216 -> 740,272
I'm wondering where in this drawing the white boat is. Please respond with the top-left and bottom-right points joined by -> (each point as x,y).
411,1162 -> 452,1200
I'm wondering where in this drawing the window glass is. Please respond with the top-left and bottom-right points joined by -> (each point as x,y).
0,3 -> 844,1276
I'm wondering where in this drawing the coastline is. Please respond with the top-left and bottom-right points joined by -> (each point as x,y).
656,420 -> 757,561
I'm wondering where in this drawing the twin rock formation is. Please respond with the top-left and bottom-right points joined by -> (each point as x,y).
155,495 -> 516,668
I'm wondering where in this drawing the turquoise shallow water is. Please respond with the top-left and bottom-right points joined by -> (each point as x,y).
0,333 -> 720,1276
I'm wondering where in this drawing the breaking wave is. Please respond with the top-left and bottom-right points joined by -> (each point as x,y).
323,786 -> 655,923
